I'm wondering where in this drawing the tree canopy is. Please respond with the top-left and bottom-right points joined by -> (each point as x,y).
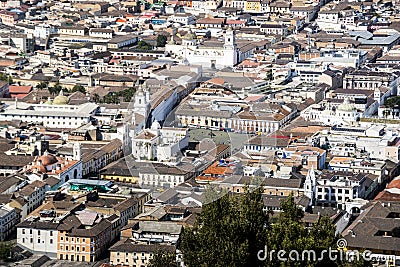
69,85 -> 86,94
179,190 -> 371,267
136,40 -> 152,51
148,248 -> 176,267
0,73 -> 13,84
156,35 -> 168,47
99,87 -> 137,104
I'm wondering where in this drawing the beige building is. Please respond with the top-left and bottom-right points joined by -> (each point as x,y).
110,239 -> 176,267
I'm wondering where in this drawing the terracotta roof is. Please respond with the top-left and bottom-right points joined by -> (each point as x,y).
8,86 -> 32,94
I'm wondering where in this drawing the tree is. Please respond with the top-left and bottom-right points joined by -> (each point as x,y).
384,96 -> 400,118
0,73 -> 13,84
156,34 -> 168,47
136,40 -> 152,51
93,93 -> 100,103
180,187 -> 269,267
36,81 -> 48,90
0,241 -> 14,261
148,248 -> 176,267
70,85 -> 86,94
48,82 -> 63,96
181,191 -> 340,267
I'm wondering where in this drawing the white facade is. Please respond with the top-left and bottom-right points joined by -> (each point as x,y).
301,99 -> 360,126
165,28 -> 239,68
132,125 -> 189,162
314,172 -> 368,208
139,171 -> 186,188
0,101 -> 99,129
34,24 -> 56,39
169,14 -> 195,25
89,29 -> 113,39
17,225 -> 58,257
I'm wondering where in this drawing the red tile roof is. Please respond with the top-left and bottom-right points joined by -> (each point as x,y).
9,85 -> 32,94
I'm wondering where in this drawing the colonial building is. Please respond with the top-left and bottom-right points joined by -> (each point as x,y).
132,124 -> 189,163
0,99 -> 99,129
165,28 -> 242,68
24,148 -> 83,184
0,205 -> 17,241
308,170 -> 376,209
176,87 -> 297,133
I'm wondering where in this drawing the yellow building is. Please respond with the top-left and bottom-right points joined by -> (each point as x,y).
245,0 -> 261,13
100,157 -> 139,184
244,0 -> 261,13
57,212 -> 113,262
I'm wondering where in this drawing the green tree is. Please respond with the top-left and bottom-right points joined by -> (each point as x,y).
181,187 -> 269,267
136,40 -> 152,51
36,81 -> 48,90
181,191 -> 340,267
266,194 -> 309,267
0,241 -> 14,261
0,73 -> 13,84
70,85 -> 86,94
384,96 -> 400,118
156,34 -> 168,47
48,82 -> 63,96
93,93 -> 100,103
148,248 -> 176,267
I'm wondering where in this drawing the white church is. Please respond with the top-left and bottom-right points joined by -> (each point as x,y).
165,27 -> 242,69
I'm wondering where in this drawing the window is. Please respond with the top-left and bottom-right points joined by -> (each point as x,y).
61,237 -> 63,241
22,229 -> 25,234
50,231 -> 53,236
60,254 -> 63,260
50,239 -> 53,244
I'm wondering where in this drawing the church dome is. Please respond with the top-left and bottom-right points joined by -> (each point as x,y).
338,98 -> 356,112
35,165 -> 47,173
53,90 -> 68,105
38,154 -> 58,166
